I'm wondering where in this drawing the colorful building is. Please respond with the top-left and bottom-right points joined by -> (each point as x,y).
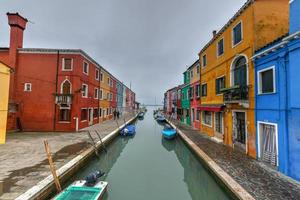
188,60 -> 200,129
116,80 -> 123,112
198,0 -> 289,157
0,62 -> 11,144
176,85 -> 183,121
0,13 -> 135,132
100,69 -> 112,121
181,69 -> 191,125
253,0 -> 300,181
111,76 -> 118,115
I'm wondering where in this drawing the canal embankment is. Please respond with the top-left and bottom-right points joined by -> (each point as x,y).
0,112 -> 138,200
166,118 -> 300,200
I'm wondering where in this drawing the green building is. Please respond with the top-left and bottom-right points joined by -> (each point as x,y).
181,70 -> 191,125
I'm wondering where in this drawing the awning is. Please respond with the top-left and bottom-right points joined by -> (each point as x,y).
198,105 -> 224,112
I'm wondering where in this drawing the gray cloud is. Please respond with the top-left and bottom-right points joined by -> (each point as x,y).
0,0 -> 246,104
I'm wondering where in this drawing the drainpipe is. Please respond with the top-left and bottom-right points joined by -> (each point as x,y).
73,117 -> 79,132
53,50 -> 59,131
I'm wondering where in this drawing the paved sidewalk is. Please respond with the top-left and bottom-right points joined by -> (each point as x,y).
170,119 -> 300,200
0,112 -> 135,200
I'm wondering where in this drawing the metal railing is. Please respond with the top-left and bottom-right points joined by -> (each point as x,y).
222,85 -> 249,103
55,94 -> 73,105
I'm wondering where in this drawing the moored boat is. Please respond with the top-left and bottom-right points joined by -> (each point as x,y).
54,171 -> 107,200
161,125 -> 177,140
120,124 -> 136,136
156,115 -> 166,122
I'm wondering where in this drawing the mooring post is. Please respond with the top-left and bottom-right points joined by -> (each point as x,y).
44,140 -> 62,193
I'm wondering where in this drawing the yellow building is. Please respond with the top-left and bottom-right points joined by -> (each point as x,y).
0,62 -> 11,144
99,68 -> 112,121
198,0 -> 289,158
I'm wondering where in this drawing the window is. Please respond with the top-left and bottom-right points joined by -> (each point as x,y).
81,109 -> 88,121
59,109 -> 71,122
111,93 -> 113,101
201,84 -> 207,97
107,77 -> 110,85
99,108 -> 102,117
217,38 -> 224,56
191,70 -> 193,78
258,67 -> 275,94
196,110 -> 200,121
94,108 -> 99,118
95,69 -> 99,80
83,61 -> 89,75
215,112 -> 223,133
99,89 -> 103,99
202,111 -> 212,126
232,56 -> 247,86
62,58 -> 72,71
195,84 -> 200,98
82,84 -> 88,98
202,54 -> 207,67
107,108 -> 109,115
233,22 -> 242,46
216,76 -> 225,95
189,87 -> 194,99
24,83 -> 32,92
107,92 -> 110,100
61,80 -> 71,94
197,64 -> 200,74
100,73 -> 103,82
94,88 -> 99,99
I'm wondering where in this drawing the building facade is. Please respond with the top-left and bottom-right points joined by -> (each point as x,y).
188,60 -> 200,129
181,70 -> 191,125
0,13 -> 135,132
198,0 -> 289,157
116,81 -> 123,112
0,62 -> 11,144
253,0 -> 300,181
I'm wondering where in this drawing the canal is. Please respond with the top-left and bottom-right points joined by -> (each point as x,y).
67,107 -> 231,200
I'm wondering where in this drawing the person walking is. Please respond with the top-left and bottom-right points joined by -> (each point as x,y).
113,110 -> 117,120
117,111 -> 120,119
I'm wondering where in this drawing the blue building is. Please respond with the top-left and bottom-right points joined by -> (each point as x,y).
253,0 -> 300,181
116,81 -> 123,112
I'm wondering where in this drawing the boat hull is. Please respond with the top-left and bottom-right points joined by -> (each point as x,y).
161,129 -> 177,140
54,180 -> 108,200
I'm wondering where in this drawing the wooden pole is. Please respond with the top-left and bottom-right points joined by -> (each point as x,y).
44,140 -> 62,193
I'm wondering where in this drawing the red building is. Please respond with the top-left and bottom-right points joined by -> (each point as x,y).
0,13 -> 135,132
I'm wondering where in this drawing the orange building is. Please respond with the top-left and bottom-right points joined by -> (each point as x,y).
99,69 -> 112,121
198,0 -> 289,158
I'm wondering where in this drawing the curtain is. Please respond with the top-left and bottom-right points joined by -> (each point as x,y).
262,124 -> 277,166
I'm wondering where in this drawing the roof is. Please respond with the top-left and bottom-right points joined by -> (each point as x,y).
18,48 -> 133,92
255,33 -> 288,53
199,0 -> 254,55
187,59 -> 199,70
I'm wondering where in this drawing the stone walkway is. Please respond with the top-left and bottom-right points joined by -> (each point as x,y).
170,119 -> 300,200
0,112 -> 135,200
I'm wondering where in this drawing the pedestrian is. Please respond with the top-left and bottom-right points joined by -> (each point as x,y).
117,111 -> 120,119
113,110 -> 117,120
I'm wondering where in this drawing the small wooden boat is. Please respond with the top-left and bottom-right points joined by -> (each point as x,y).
161,125 -> 177,140
120,124 -> 136,136
54,171 -> 107,200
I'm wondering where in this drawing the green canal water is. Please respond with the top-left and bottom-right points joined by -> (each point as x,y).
68,107 -> 231,200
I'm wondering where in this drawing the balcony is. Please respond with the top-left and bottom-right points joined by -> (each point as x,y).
221,85 -> 249,104
55,94 -> 73,105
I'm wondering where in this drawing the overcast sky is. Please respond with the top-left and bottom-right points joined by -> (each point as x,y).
0,0 -> 246,105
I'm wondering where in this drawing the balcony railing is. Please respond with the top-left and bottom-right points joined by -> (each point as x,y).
55,94 -> 73,105
221,85 -> 249,103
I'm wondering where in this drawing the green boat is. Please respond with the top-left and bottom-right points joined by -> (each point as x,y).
54,180 -> 108,200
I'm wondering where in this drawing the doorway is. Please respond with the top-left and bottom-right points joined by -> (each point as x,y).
233,111 -> 246,150
258,122 -> 278,166
88,108 -> 93,125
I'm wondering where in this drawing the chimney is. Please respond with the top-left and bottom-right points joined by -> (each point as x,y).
7,12 -> 28,68
213,30 -> 217,38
